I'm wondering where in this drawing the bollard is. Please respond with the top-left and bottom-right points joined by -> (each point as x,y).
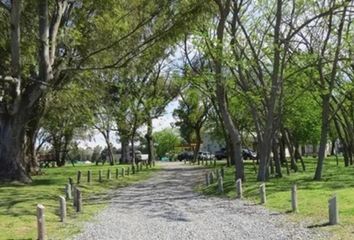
291,184 -> 298,213
76,188 -> 82,212
184,159 -> 186,164
146,163 -> 148,169
107,169 -> 111,180
216,169 -> 220,180
127,167 -> 130,176
205,159 -> 208,166
260,183 -> 266,204
236,178 -> 242,199
121,168 -> 125,177
59,196 -> 66,222
214,159 -> 216,167
140,163 -> 143,171
77,171 -> 81,184
68,177 -> 73,187
220,167 -> 224,179
72,185 -> 77,207
217,176 -> 224,193
65,183 -> 72,200
205,172 -> 210,186
201,159 -> 204,165
37,204 -> 46,240
87,170 -> 91,183
132,165 -> 136,174
99,170 -> 102,182
116,168 -> 119,179
328,195 -> 339,225
209,172 -> 214,184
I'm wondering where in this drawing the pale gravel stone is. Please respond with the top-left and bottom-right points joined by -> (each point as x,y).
73,162 -> 329,240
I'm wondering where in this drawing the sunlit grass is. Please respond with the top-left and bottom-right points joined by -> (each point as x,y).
201,157 -> 354,239
0,163 -> 159,240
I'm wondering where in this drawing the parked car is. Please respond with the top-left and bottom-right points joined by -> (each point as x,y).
242,148 -> 257,160
215,148 -> 257,160
215,148 -> 227,160
177,151 -> 194,161
198,151 -> 213,160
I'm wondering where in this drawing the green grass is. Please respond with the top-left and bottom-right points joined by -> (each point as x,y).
0,163 -> 159,240
201,157 -> 354,239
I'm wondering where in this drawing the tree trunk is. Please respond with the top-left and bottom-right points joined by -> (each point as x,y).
272,139 -> 282,177
25,121 -> 40,174
120,136 -> 130,164
314,95 -> 330,180
145,117 -> 155,166
0,114 -> 31,182
214,1 -> 244,181
194,128 -> 202,165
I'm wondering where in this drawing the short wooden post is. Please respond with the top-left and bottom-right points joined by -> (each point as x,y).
216,169 -> 220,180
68,177 -> 73,187
65,183 -> 72,199
184,159 -> 186,164
99,170 -> 102,182
201,159 -> 204,165
214,159 -> 216,167
116,168 -> 119,179
140,163 -> 143,171
76,188 -> 82,212
260,183 -> 266,204
145,163 -> 148,169
236,178 -> 242,199
220,167 -> 224,179
87,170 -> 91,183
127,167 -> 130,176
217,176 -> 224,193
205,159 -> 208,166
59,196 -> 66,222
37,204 -> 46,240
107,169 -> 111,180
205,172 -> 210,186
328,195 -> 339,225
291,184 -> 298,213
77,171 -> 81,184
209,172 -> 214,184
72,185 -> 77,207
121,168 -> 125,177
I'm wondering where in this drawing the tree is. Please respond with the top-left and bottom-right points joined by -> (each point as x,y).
153,128 -> 181,159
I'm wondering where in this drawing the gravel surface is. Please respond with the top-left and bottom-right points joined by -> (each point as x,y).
73,162 -> 328,240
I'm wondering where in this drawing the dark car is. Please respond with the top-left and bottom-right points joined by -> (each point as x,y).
215,148 -> 227,160
177,151 -> 194,161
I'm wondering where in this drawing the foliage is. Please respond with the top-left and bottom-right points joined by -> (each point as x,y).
153,128 -> 181,158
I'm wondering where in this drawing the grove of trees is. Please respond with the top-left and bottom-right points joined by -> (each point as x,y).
1,0 -> 353,183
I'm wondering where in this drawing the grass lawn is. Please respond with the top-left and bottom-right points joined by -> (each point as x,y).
202,157 -> 354,239
0,163 -> 159,240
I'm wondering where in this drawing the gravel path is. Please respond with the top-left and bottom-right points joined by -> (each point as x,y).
73,162 -> 328,240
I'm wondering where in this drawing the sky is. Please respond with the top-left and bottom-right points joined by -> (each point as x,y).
78,100 -> 179,149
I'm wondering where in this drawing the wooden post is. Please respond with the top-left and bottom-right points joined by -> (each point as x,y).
216,169 -> 220,180
205,159 -> 208,166
65,183 -> 72,199
184,159 -> 186,164
116,168 -> 119,179
76,188 -> 82,212
205,173 -> 209,186
260,183 -> 266,204
217,176 -> 224,193
132,165 -> 136,174
59,196 -> 66,222
107,169 -> 111,180
37,204 -> 46,240
121,168 -> 125,177
87,170 -> 91,183
214,159 -> 216,167
140,163 -> 143,171
68,177 -> 73,187
99,170 -> 102,182
77,171 -> 81,184
127,167 -> 130,176
209,172 -> 214,184
220,167 -> 224,179
201,159 -> 204,165
72,185 -> 77,207
236,178 -> 242,199
328,195 -> 339,225
291,184 -> 298,213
